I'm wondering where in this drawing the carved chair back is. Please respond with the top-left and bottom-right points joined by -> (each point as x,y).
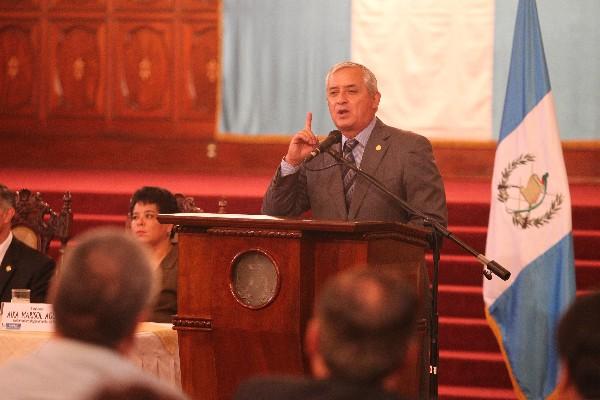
11,189 -> 73,255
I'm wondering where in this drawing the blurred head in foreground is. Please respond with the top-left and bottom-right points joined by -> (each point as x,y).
306,265 -> 418,386
50,227 -> 156,353
557,291 -> 600,400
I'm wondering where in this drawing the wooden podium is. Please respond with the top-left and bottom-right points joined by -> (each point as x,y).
158,213 -> 431,400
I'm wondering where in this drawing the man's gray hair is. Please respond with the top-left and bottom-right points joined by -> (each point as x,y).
325,61 -> 379,96
50,227 -> 156,349
0,184 -> 15,210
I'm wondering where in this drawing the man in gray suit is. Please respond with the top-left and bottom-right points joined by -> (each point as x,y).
262,61 -> 447,227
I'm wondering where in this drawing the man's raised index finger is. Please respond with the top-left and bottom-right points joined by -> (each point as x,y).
304,112 -> 312,132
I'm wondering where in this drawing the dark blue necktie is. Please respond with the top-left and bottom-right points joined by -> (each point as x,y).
342,139 -> 359,210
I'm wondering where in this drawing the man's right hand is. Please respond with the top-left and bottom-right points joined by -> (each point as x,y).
284,112 -> 318,166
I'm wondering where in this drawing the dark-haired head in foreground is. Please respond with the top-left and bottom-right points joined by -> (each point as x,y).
557,291 -> 600,400
234,265 -> 418,400
309,266 -> 418,384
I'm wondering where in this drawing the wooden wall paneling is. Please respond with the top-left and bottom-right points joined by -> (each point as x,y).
0,0 -> 39,10
114,0 -> 173,12
179,0 -> 218,12
47,19 -> 106,118
113,20 -> 173,119
0,19 -> 39,117
48,0 -> 105,11
179,19 -> 218,122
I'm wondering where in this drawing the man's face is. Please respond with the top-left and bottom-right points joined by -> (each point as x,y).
326,67 -> 380,138
130,202 -> 171,249
0,203 -> 15,237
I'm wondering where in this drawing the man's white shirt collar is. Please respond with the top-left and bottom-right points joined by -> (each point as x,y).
0,231 -> 13,264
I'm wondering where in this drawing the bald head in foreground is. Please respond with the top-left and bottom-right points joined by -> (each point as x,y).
0,228 -> 187,400
234,266 -> 418,400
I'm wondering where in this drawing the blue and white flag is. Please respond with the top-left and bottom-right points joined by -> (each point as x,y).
484,1 -> 575,399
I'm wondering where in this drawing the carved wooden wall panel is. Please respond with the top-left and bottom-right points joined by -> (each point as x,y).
48,0 -> 105,10
180,20 -> 217,120
0,21 -> 38,115
114,0 -> 173,11
0,0 -> 39,10
114,21 -> 172,118
48,20 -> 105,116
0,0 -> 220,164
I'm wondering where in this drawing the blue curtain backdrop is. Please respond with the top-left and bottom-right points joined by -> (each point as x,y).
220,0 -> 350,136
221,0 -> 600,140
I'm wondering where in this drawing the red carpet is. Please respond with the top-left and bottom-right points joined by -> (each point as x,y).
3,167 -> 600,400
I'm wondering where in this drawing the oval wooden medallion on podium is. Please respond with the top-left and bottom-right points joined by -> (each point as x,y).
230,250 -> 279,309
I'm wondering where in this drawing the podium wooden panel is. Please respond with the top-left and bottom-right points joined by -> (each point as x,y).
158,213 -> 431,400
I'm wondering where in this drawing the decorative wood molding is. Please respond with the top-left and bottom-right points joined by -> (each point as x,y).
365,232 -> 430,248
48,21 -> 105,116
172,315 -> 212,331
0,134 -> 598,182
207,228 -> 302,239
115,22 -> 172,117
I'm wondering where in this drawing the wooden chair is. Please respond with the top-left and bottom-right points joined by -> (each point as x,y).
175,193 -> 229,214
11,189 -> 73,256
174,193 -> 204,213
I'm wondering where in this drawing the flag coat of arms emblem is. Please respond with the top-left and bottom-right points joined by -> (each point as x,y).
484,0 -> 575,398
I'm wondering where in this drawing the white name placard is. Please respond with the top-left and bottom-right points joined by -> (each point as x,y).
0,302 -> 55,332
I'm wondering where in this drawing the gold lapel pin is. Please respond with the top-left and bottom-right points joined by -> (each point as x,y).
375,144 -> 382,151
5,265 -> 12,272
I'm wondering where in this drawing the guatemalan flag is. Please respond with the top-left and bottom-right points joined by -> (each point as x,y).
484,1 -> 576,399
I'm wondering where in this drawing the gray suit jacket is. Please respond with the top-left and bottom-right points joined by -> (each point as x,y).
262,119 -> 447,227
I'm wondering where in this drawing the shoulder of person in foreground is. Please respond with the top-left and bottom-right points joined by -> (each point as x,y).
87,379 -> 188,400
234,375 -> 405,400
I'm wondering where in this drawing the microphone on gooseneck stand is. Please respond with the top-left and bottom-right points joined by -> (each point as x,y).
304,130 -> 342,162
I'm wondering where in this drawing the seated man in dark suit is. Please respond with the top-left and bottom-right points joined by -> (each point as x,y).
556,291 -> 600,400
234,266 -> 418,400
0,184 -> 55,303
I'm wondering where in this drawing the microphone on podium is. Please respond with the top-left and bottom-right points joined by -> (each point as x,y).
304,130 -> 342,162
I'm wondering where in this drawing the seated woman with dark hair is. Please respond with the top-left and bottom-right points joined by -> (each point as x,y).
129,186 -> 179,323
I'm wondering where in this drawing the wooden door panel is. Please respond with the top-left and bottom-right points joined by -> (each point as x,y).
48,20 -> 105,116
180,20 -> 217,121
114,21 -> 172,118
0,21 -> 38,115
